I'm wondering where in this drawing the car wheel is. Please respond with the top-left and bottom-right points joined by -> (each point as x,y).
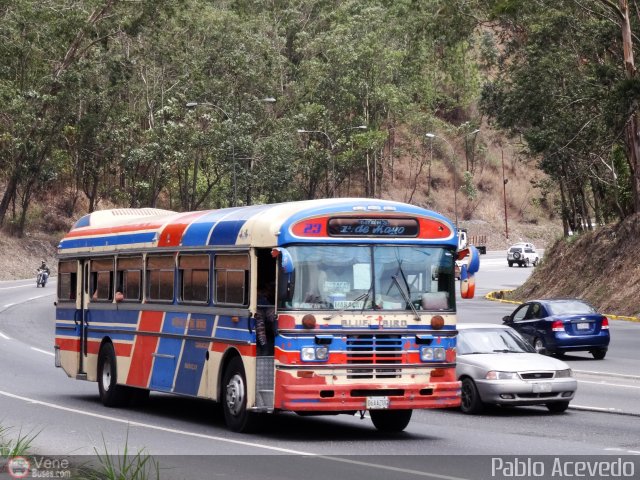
222,356 -> 259,432
524,258 -> 530,267
591,349 -> 607,360
508,261 -> 513,267
533,337 -> 547,355
370,409 -> 412,432
460,377 -> 484,414
546,401 -> 569,413
98,342 -> 131,407
513,251 -> 521,260
533,258 -> 539,267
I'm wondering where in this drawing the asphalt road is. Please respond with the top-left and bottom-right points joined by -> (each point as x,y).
0,257 -> 638,480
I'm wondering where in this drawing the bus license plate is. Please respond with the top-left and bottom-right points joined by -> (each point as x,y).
532,383 -> 552,393
366,396 -> 390,409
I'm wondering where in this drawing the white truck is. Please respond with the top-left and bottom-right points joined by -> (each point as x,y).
457,229 -> 487,254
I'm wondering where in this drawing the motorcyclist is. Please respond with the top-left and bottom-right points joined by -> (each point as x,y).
37,260 -> 50,286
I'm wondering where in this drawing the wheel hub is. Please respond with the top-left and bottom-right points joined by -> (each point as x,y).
225,374 -> 245,416
102,359 -> 112,392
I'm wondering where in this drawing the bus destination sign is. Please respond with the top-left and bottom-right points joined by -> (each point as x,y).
328,218 -> 418,237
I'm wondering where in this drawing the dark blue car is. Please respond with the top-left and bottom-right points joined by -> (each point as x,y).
502,299 -> 610,359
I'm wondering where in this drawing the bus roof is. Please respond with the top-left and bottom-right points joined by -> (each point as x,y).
58,198 -> 456,255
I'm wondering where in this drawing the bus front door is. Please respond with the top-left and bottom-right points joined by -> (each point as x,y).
76,260 -> 90,379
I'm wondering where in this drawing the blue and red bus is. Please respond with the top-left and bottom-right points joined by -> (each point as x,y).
54,198 -> 479,432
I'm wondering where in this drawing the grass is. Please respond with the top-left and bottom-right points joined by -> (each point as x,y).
79,431 -> 161,480
1,423 -> 161,480
0,424 -> 39,457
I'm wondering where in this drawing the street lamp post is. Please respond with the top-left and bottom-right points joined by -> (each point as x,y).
501,147 -> 509,239
425,129 -> 480,228
187,98 -> 275,207
296,125 -> 366,197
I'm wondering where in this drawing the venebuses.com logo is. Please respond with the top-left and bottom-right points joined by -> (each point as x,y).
7,456 -> 30,478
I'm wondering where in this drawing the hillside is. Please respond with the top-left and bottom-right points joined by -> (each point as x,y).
502,214 -> 640,318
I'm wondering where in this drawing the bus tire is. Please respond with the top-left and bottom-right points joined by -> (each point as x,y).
97,342 -> 130,407
370,409 -> 412,432
222,357 -> 258,432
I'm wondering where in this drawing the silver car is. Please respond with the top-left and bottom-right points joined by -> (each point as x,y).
456,324 -> 577,414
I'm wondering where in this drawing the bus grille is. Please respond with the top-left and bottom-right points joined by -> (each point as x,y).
346,334 -> 403,379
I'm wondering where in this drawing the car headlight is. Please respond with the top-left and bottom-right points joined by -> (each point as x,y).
301,346 -> 329,362
485,371 -> 518,380
555,369 -> 573,378
420,347 -> 445,362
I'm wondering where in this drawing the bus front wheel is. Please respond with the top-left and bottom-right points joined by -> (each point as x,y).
370,409 -> 412,432
222,357 -> 258,432
97,342 -> 130,407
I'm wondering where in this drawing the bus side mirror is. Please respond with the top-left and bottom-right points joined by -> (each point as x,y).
271,247 -> 294,274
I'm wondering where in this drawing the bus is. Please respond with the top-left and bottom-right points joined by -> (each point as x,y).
54,198 -> 480,432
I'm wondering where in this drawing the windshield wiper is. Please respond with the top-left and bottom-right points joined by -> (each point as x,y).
323,291 -> 371,321
492,349 -> 520,353
391,274 -> 420,321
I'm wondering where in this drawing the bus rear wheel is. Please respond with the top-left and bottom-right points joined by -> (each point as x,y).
97,342 -> 131,407
222,357 -> 258,432
370,409 -> 412,432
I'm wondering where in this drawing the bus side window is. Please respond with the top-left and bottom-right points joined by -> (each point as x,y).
116,256 -> 142,302
58,260 -> 77,302
90,258 -> 114,302
179,254 -> 210,304
146,255 -> 175,302
214,254 -> 249,305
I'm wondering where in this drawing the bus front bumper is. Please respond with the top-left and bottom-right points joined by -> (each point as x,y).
274,373 -> 461,411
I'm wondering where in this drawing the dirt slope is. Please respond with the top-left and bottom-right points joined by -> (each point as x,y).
503,214 -> 640,318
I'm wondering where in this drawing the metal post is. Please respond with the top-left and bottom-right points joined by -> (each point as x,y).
502,148 -> 509,239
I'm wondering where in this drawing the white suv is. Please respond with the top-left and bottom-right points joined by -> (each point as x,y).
507,243 -> 539,267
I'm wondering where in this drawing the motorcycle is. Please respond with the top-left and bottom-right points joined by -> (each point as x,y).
36,269 -> 48,288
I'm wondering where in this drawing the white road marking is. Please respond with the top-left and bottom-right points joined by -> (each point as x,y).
0,284 -> 37,290
26,294 -> 54,301
0,331 -> 10,340
579,380 -> 640,389
3,303 -> 15,308
31,347 -> 54,356
0,390 -> 468,479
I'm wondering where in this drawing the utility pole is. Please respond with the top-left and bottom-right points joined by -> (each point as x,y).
502,148 -> 509,240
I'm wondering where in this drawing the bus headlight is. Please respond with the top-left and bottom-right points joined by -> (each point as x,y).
420,347 -> 445,362
301,346 -> 329,362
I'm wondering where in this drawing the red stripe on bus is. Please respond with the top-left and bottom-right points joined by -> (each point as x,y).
210,343 -> 255,357
55,337 -> 80,352
65,222 -> 166,238
126,311 -> 164,387
157,211 -> 210,247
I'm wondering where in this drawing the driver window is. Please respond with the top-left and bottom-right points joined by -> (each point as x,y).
512,305 -> 529,322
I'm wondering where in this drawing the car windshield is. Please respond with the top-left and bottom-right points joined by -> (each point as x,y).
457,328 -> 535,354
280,245 -> 455,311
547,301 -> 596,315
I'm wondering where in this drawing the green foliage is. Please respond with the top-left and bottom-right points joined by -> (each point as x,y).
8,0 -> 621,233
0,425 -> 39,457
82,432 -> 160,480
461,170 -> 477,201
479,0 -> 639,230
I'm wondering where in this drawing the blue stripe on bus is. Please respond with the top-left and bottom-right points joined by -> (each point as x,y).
207,204 -> 273,245
150,312 -> 189,391
58,232 -> 157,250
180,210 -> 235,246
174,315 -> 215,395
86,330 -> 135,342
56,308 -> 76,321
73,215 -> 91,228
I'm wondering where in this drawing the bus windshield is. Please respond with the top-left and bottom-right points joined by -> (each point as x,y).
281,245 -> 455,311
